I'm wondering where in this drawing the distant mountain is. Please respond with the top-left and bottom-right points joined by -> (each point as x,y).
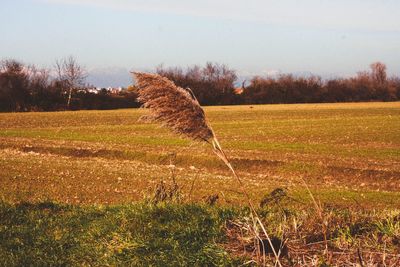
87,67 -> 133,88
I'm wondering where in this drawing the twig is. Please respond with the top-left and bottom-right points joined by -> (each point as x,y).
357,247 -> 364,267
188,170 -> 198,202
300,176 -> 329,255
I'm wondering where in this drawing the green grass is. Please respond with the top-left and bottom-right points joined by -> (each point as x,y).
0,201 -> 241,266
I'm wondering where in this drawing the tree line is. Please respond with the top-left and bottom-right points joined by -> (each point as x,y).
157,62 -> 400,105
1,58 -> 399,112
0,57 -> 138,112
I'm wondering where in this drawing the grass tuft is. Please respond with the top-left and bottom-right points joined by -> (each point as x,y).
0,201 -> 241,266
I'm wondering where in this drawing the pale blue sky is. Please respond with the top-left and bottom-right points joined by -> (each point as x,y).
1,0 -> 399,85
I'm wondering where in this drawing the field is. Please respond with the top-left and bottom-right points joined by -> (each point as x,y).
1,102 -> 400,265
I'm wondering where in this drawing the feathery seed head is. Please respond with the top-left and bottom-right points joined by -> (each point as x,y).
133,72 -> 214,141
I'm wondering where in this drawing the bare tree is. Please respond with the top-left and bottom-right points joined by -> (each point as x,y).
370,62 -> 387,85
55,56 -> 87,108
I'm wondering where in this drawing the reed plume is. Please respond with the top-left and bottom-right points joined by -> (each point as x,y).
133,72 -> 234,179
133,72 -> 213,141
133,72 -> 282,266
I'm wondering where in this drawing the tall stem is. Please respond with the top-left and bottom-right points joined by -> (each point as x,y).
211,136 -> 282,267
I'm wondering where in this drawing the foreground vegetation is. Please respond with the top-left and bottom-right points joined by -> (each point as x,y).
1,199 -> 399,266
0,102 -> 399,265
0,201 -> 240,266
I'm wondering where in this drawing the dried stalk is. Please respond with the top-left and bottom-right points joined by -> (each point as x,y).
133,72 -> 282,266
212,135 -> 281,266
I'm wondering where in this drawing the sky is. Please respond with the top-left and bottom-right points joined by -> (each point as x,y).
1,0 -> 399,87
